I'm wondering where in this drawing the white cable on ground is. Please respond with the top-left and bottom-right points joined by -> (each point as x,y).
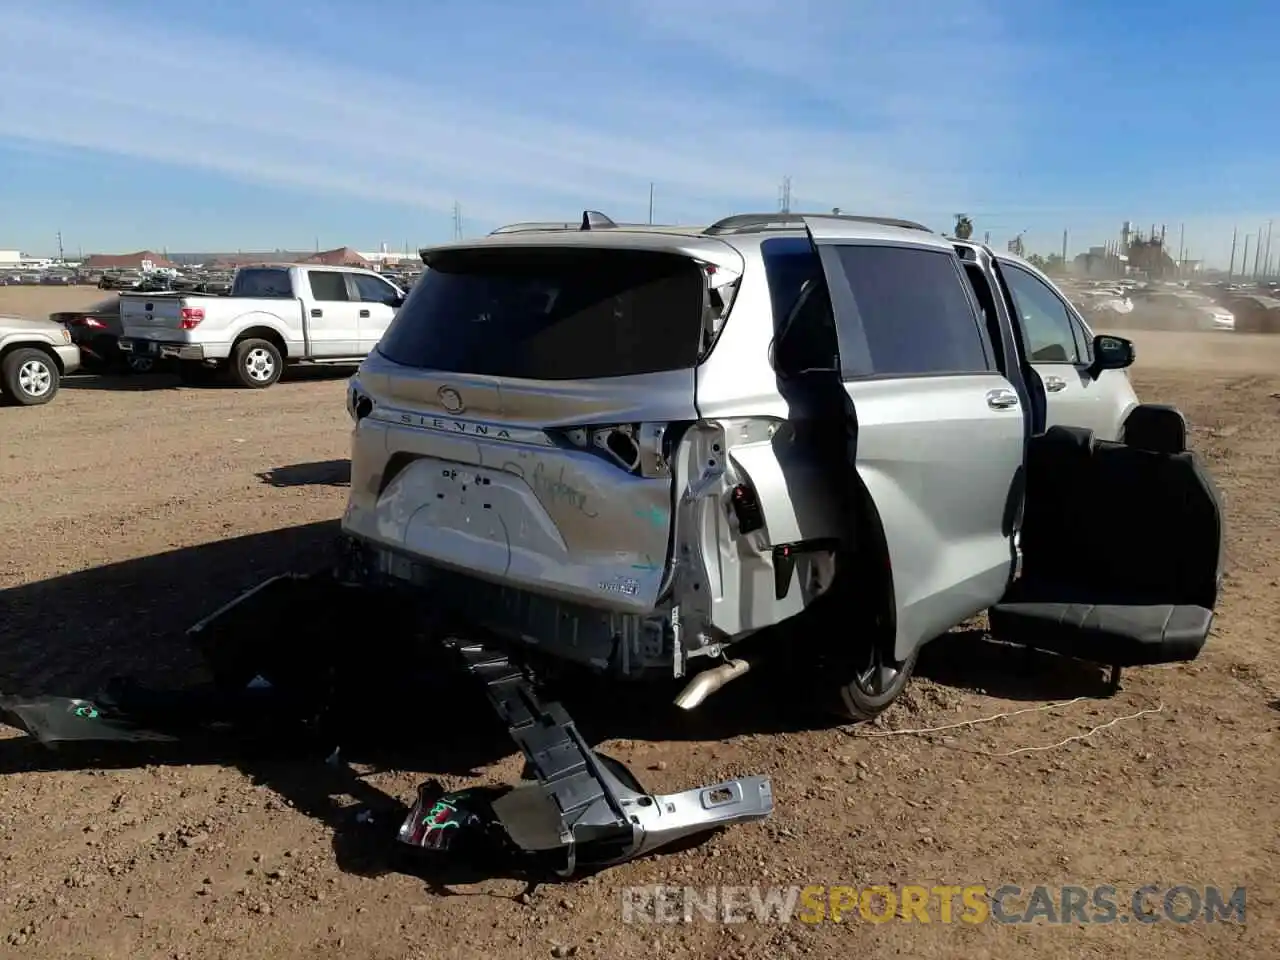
844,696 -> 1166,757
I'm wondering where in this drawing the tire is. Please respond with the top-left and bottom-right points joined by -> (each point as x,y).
177,362 -> 220,386
123,353 -> 157,375
230,338 -> 283,389
1,347 -> 60,406
827,636 -> 919,722
799,546 -> 918,723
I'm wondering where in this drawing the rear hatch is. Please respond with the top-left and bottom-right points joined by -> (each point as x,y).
344,240 -> 742,612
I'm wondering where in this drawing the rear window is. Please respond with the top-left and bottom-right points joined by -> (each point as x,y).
377,248 -> 705,379
760,237 -> 822,328
232,269 -> 294,299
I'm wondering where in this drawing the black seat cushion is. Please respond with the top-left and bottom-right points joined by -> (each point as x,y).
992,591 -> 1213,666
992,421 -> 1224,668
1122,403 -> 1188,453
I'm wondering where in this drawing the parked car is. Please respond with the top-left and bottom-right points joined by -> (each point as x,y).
117,263 -> 405,388
48,296 -> 159,374
1225,295 -> 1280,333
335,212 -> 1220,724
0,314 -> 81,405
98,271 -> 142,291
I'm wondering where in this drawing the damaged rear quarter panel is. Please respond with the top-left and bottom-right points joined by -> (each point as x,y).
670,419 -> 842,644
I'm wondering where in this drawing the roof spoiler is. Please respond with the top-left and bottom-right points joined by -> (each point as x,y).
488,210 -> 619,236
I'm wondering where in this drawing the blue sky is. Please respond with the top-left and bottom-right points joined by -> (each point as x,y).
1,0 -> 1277,267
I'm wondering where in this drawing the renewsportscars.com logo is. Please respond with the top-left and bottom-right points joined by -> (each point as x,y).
621,884 -> 1247,925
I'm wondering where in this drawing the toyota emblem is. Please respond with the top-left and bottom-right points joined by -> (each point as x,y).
438,386 -> 465,414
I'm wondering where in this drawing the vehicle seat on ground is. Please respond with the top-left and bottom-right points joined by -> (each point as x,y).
990,405 -> 1224,669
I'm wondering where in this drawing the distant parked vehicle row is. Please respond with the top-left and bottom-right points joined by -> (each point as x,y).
1,271 -> 80,286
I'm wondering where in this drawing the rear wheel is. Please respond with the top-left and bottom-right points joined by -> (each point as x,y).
796,545 -> 917,723
828,635 -> 918,722
230,338 -> 283,389
1,347 -> 60,406
123,353 -> 157,375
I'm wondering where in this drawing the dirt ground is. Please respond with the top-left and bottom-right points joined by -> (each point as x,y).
1,285 -> 1277,959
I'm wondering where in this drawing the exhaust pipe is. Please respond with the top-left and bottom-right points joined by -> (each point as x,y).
674,659 -> 751,711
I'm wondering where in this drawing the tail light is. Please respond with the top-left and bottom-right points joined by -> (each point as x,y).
75,316 -> 107,329
730,483 -> 764,534
179,307 -> 204,330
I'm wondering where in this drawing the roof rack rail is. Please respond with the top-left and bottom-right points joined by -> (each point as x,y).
488,210 -> 620,236
703,213 -> 933,236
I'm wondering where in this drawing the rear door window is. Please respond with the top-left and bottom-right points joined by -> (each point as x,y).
377,248 -> 706,379
308,271 -> 350,302
828,245 -> 992,377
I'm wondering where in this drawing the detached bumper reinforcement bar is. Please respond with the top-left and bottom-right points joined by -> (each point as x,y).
397,635 -> 774,875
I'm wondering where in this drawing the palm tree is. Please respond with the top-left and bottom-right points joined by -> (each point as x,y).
954,214 -> 974,240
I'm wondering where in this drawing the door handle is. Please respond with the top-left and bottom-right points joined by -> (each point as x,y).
310,308 -> 323,318
986,388 -> 1020,410
358,309 -> 370,318
1044,376 -> 1067,392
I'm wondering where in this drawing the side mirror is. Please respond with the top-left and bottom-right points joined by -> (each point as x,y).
1091,333 -> 1135,374
389,295 -> 405,308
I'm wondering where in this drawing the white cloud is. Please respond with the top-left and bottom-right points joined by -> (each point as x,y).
0,0 -> 1028,232
5,1 -> 1266,265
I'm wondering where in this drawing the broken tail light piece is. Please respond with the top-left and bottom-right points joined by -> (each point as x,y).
551,422 -> 677,478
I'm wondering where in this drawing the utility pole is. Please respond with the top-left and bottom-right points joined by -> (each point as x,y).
1228,226 -> 1238,280
647,183 -> 655,225
1061,229 -> 1068,264
1253,223 -> 1264,279
56,231 -> 64,263
778,176 -> 792,214
1177,223 -> 1185,276
1242,233 -> 1252,281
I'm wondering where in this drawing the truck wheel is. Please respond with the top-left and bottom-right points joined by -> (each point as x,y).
1,347 -> 60,406
231,339 -> 283,388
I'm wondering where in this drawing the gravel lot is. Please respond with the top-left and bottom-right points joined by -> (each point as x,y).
1,286 -> 1277,959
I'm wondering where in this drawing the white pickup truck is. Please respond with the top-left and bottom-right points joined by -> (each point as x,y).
117,264 -> 405,388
